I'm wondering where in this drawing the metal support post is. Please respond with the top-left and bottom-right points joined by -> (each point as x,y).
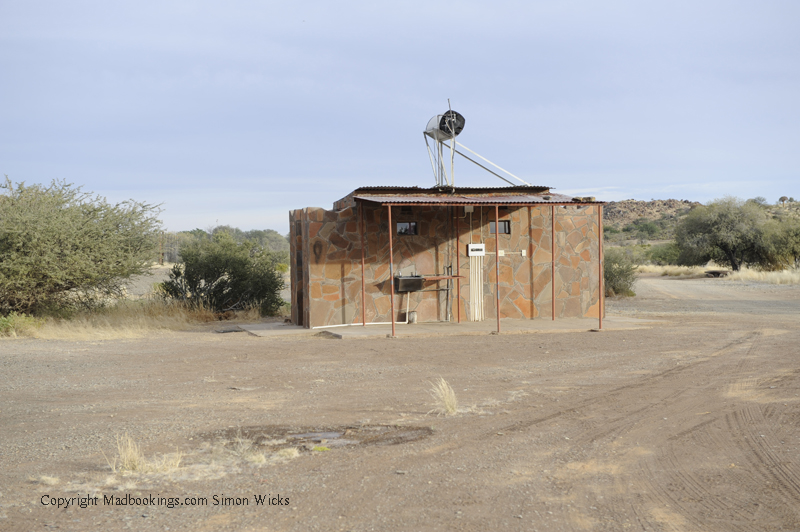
388,205 -> 396,337
456,207 -> 461,323
599,205 -> 604,330
551,205 -> 556,321
360,201 -> 366,327
495,204 -> 501,334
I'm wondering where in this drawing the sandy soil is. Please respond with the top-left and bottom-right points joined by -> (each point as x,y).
2,275 -> 799,531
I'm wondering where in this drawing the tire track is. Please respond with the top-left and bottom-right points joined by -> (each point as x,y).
495,331 -> 759,439
629,333 -> 768,532
582,331 -> 767,531
487,332 -> 764,531
729,406 -> 800,520
667,417 -> 716,441
634,330 -> 800,531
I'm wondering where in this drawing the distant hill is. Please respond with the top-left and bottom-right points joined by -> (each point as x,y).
602,198 -> 800,244
604,199 -> 700,227
603,199 -> 701,242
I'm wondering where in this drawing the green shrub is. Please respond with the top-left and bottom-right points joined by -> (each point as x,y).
603,248 -> 637,297
0,177 -> 161,314
622,218 -> 661,239
161,232 -> 284,316
647,242 -> 681,265
0,312 -> 44,337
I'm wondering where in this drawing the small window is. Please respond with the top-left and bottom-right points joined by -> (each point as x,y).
400,206 -> 413,215
490,221 -> 511,234
397,222 -> 418,235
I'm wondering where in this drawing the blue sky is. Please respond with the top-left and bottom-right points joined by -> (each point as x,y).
2,1 -> 798,233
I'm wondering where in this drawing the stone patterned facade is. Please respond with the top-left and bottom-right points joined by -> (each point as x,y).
290,190 -> 603,328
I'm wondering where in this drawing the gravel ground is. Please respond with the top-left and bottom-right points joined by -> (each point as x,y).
1,275 -> 799,531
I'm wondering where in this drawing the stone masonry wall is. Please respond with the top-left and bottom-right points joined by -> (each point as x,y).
290,203 -> 602,328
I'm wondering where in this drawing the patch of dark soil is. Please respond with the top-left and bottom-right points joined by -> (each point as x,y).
199,424 -> 433,450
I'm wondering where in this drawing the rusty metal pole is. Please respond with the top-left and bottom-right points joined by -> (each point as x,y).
551,205 -> 556,321
360,201 -> 366,327
388,204 -> 396,337
599,205 -> 604,330
456,206 -> 461,324
495,204 -> 501,334
528,206 -> 534,320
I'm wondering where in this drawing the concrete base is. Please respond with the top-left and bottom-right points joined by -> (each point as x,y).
239,316 -> 658,340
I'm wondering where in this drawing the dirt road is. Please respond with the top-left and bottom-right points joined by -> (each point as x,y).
1,276 -> 799,531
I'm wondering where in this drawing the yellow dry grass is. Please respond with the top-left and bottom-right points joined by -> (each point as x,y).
637,265 -> 707,277
0,312 -> 44,338
103,433 -> 183,475
726,268 -> 800,285
429,377 -> 459,416
276,448 -> 300,459
638,264 -> 800,285
34,300 -> 218,340
29,475 -> 60,486
28,300 -> 267,340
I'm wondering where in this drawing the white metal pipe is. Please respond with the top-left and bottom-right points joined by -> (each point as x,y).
454,141 -> 531,186
444,145 -> 515,186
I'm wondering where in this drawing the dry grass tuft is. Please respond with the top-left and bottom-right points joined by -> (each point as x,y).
221,430 -> 279,466
103,433 -> 182,475
726,268 -> 800,285
429,377 -> 459,416
34,300 -> 218,340
231,430 -> 254,456
245,452 -> 268,464
29,475 -> 60,486
105,433 -> 143,473
637,265 -> 706,277
30,298 -> 269,340
238,305 -> 264,322
638,264 -> 800,284
276,448 -> 300,460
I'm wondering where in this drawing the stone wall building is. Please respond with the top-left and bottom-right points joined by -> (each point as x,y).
289,186 -> 605,331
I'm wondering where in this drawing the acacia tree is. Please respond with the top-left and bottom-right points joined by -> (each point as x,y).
773,218 -> 800,268
0,177 -> 161,313
675,197 -> 769,271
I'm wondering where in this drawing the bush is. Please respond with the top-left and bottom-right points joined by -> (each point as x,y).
161,232 -> 284,316
604,248 -> 637,297
0,177 -> 161,314
647,242 -> 681,265
622,218 -> 661,239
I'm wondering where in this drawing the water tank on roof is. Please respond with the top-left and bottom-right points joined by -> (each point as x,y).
424,110 -> 465,141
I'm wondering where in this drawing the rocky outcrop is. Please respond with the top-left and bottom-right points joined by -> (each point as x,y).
603,199 -> 701,228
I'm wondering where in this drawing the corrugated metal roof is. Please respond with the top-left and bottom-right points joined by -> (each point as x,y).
354,192 -> 603,205
351,185 -> 552,194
